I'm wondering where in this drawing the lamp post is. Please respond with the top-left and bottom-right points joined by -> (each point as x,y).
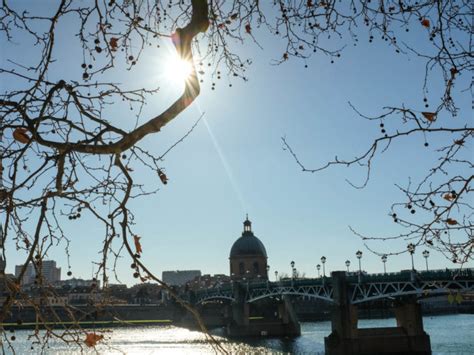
290,261 -> 296,286
356,250 -> 363,283
356,250 -> 363,274
381,254 -> 387,274
321,256 -> 326,277
316,264 -> 321,278
407,243 -> 416,271
422,250 -> 430,271
345,260 -> 351,272
274,270 -> 278,282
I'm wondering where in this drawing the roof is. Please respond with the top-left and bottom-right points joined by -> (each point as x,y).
229,232 -> 267,258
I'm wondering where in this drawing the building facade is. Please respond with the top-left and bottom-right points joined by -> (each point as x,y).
229,216 -> 268,280
162,270 -> 201,286
15,260 -> 61,285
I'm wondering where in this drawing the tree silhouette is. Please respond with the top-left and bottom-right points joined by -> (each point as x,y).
0,0 -> 472,351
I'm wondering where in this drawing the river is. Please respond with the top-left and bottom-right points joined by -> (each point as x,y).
6,314 -> 474,354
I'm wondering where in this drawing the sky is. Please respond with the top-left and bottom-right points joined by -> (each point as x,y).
1,1 -> 472,285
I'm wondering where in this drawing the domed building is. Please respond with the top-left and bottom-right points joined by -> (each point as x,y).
229,216 -> 268,280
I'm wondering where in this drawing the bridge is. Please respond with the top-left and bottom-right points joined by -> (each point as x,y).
189,268 -> 474,354
193,268 -> 474,305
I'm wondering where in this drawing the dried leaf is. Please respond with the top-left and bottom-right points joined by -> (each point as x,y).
134,235 -> 142,254
421,18 -> 430,28
109,37 -> 119,52
283,52 -> 289,60
422,111 -> 436,122
158,170 -> 168,185
13,128 -> 30,144
446,218 -> 458,225
85,333 -> 104,347
443,193 -> 455,202
245,23 -> 251,34
454,139 -> 464,146
230,13 -> 238,20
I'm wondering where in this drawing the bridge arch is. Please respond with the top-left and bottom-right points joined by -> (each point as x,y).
248,291 -> 334,303
195,295 -> 235,305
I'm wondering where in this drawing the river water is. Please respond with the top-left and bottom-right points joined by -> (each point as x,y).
6,314 -> 474,354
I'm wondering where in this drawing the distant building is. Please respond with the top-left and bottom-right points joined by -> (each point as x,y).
162,270 -> 201,286
189,273 -> 231,290
54,278 -> 99,289
15,260 -> 61,285
229,216 -> 268,280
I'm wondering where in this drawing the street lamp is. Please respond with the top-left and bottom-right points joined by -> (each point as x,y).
381,254 -> 388,274
345,260 -> 351,272
266,264 -> 270,278
422,250 -> 430,271
321,256 -> 326,277
356,250 -> 363,274
316,264 -> 321,278
290,260 -> 296,279
407,243 -> 416,270
274,270 -> 278,281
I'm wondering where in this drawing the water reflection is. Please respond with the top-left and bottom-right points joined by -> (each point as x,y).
7,314 -> 474,354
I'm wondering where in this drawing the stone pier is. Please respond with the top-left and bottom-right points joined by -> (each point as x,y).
325,271 -> 431,355
226,282 -> 300,337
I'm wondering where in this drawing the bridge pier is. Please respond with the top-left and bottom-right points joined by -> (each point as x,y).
226,282 -> 301,337
325,271 -> 431,355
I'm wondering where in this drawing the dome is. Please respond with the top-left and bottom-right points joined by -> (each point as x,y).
229,218 -> 267,258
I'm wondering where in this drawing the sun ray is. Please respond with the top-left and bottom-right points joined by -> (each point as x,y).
163,55 -> 193,85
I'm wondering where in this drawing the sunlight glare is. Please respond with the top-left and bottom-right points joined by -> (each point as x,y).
164,56 -> 193,84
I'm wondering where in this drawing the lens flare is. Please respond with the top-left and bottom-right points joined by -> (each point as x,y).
164,56 -> 193,84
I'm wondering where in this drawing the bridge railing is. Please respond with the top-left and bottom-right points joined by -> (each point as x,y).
192,268 -> 473,300
350,268 -> 473,283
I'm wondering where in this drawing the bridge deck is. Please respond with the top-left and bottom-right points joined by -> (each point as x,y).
192,268 -> 474,305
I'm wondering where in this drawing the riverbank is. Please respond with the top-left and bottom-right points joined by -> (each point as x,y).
2,299 -> 472,330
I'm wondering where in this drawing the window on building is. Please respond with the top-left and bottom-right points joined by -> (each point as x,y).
253,262 -> 259,275
239,262 -> 244,275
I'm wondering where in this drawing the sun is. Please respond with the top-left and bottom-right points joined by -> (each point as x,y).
163,56 -> 194,85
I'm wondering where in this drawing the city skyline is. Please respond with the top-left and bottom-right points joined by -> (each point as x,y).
6,213 -> 470,286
